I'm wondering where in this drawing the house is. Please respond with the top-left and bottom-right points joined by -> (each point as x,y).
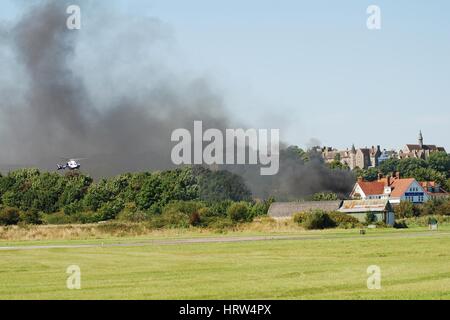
399,131 -> 446,160
268,201 -> 342,219
378,149 -> 398,164
339,199 -> 395,226
322,145 -> 382,170
419,182 -> 449,200
350,173 -> 429,205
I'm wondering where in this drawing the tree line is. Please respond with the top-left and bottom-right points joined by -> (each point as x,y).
0,166 -> 273,226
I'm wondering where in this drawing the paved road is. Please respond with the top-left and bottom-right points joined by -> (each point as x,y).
1,230 -> 449,251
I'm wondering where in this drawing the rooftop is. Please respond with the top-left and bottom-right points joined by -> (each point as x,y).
268,201 -> 342,218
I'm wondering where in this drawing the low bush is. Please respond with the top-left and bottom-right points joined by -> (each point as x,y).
149,211 -> 190,229
393,220 -> 408,229
206,217 -> 235,232
42,212 -> 73,225
395,201 -> 421,218
366,212 -> 378,224
206,200 -> 233,217
292,212 -> 308,224
401,215 -> 450,227
189,212 -> 201,226
0,207 -> 20,225
227,202 -> 251,222
303,211 -> 336,230
328,212 -> 360,228
294,211 -> 360,229
19,209 -> 43,225
116,210 -> 149,222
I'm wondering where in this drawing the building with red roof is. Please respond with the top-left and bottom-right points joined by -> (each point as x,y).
350,173 -> 429,205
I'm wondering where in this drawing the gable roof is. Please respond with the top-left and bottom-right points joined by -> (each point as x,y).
389,178 -> 416,197
419,181 -> 449,195
268,201 -> 342,218
339,199 -> 391,213
406,144 -> 438,151
356,181 -> 385,196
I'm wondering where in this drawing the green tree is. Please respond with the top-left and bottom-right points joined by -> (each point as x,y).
354,167 -> 379,182
395,201 -> 419,218
379,158 -> 399,176
397,158 -> 427,177
409,167 -> 446,186
195,167 -> 251,202
427,152 -> 450,176
312,192 -> 338,201
329,160 -> 349,170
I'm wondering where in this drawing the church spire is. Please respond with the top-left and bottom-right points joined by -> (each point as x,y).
418,130 -> 423,148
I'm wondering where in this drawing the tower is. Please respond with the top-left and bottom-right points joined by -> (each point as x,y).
418,130 -> 423,148
349,144 -> 357,169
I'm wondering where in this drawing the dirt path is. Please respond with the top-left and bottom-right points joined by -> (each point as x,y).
1,230 -> 449,251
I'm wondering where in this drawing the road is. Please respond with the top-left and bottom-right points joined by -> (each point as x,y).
1,230 -> 449,251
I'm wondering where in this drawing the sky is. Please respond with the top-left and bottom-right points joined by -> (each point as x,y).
1,0 -> 449,152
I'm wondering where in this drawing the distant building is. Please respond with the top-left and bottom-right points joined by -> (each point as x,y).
419,182 -> 449,200
399,131 -> 446,160
322,145 -> 381,170
268,201 -> 342,219
378,149 -> 398,164
350,173 -> 429,205
338,199 -> 395,225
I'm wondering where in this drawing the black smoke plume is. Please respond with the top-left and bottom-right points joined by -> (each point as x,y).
0,0 -> 354,199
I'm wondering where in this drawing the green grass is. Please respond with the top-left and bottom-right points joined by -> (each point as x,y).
0,228 -> 449,299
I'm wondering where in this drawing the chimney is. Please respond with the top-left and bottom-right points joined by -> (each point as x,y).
377,173 -> 383,181
386,175 -> 391,186
357,177 -> 364,182
395,171 -> 401,179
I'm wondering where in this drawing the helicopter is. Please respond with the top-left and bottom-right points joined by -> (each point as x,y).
57,158 -> 85,171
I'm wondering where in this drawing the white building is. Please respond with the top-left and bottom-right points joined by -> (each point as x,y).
350,174 -> 429,205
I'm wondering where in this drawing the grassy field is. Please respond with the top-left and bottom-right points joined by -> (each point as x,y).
0,226 -> 449,299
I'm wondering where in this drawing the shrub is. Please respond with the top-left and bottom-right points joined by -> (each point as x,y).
189,212 -> 201,226
393,220 -> 408,229
207,200 -> 233,216
198,207 -> 212,217
63,201 -> 85,215
207,217 -> 235,232
400,215 -> 450,227
19,209 -> 43,225
149,211 -> 190,229
328,212 -> 360,228
42,212 -> 72,225
366,212 -> 378,224
395,201 -> 420,218
227,202 -> 251,222
163,201 -> 205,216
0,207 -> 20,225
303,211 -> 336,230
117,210 -> 149,222
73,211 -> 104,224
98,199 -> 125,221
293,212 -> 308,224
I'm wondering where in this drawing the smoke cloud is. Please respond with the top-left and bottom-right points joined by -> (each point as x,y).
0,0 -> 354,199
